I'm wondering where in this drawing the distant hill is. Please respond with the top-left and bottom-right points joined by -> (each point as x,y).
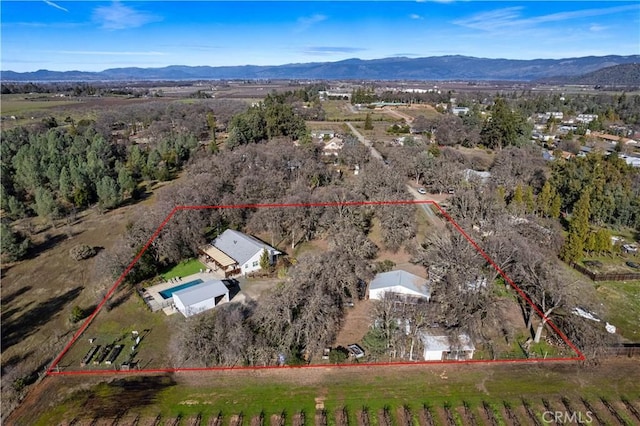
2,55 -> 639,82
539,63 -> 640,86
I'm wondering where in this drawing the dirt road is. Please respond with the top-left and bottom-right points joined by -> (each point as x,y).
346,122 -> 384,161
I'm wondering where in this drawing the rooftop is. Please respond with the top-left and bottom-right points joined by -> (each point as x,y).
370,270 -> 430,298
213,229 -> 280,266
173,279 -> 228,306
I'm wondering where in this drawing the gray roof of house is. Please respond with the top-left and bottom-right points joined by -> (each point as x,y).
420,333 -> 475,352
213,229 -> 279,265
369,270 -> 430,298
173,279 -> 228,307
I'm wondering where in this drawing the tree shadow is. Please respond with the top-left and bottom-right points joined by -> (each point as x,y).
26,234 -> 68,259
0,350 -> 34,373
1,285 -> 32,306
1,286 -> 83,352
105,288 -> 132,312
1,301 -> 34,323
79,375 -> 176,418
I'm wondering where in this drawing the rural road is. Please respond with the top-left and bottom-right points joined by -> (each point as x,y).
405,186 -> 447,228
346,122 -> 446,228
346,122 -> 384,161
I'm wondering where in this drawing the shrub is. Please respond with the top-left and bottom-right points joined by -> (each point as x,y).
69,244 -> 96,261
70,305 -> 85,323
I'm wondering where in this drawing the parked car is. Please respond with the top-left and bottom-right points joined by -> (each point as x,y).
417,187 -> 427,194
626,261 -> 640,269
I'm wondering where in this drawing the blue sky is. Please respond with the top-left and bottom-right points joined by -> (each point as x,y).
2,1 -> 639,72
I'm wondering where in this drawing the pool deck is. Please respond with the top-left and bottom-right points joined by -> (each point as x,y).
141,270 -> 224,314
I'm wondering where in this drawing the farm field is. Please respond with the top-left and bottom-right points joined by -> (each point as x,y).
11,358 -> 640,425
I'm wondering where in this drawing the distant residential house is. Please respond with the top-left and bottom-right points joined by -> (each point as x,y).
312,130 -> 336,139
322,137 -> 344,156
463,169 -> 491,184
173,279 -> 229,317
451,106 -> 469,116
420,332 -> 475,361
200,229 -> 281,277
576,114 -> 598,124
591,131 -> 638,145
368,270 -> 431,301
619,154 -> 640,168
560,151 -> 575,160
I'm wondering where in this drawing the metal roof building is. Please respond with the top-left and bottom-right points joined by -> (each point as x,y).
368,270 -> 431,301
172,279 -> 229,317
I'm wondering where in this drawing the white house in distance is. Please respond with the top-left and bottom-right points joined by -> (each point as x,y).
322,137 -> 344,156
173,279 -> 229,317
420,332 -> 475,361
368,270 -> 431,301
200,229 -> 281,277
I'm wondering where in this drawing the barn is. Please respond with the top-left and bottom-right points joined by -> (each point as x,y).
368,270 -> 431,301
172,279 -> 229,317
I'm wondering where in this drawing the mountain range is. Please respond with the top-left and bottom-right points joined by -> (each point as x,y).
2,55 -> 639,82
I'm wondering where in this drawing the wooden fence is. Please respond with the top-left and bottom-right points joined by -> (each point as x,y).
571,263 -> 640,282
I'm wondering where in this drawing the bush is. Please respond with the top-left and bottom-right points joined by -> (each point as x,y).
69,244 -> 96,261
329,346 -> 349,364
374,259 -> 396,273
70,305 -> 85,323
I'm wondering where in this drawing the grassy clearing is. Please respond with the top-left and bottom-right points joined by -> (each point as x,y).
29,360 -> 640,424
160,258 -> 207,280
595,280 -> 640,341
58,290 -> 178,372
322,101 -> 387,121
1,95 -> 79,115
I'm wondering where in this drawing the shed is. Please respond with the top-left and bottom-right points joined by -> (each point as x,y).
369,270 -> 430,301
420,332 -> 475,361
173,279 -> 229,317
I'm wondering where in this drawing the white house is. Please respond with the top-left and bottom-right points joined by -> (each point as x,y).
420,332 -> 475,361
451,107 -> 469,116
207,229 -> 281,276
322,137 -> 344,156
368,270 -> 431,301
173,279 -> 229,317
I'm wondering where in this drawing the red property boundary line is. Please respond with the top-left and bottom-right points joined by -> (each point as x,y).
46,200 -> 585,376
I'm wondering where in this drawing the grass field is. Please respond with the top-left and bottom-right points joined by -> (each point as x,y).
322,101 -> 387,122
595,280 -> 640,341
161,258 -> 207,280
0,94 -> 80,115
23,359 -> 640,425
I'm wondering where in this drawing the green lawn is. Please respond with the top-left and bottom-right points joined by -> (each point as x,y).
32,360 -> 640,425
160,258 -> 207,280
595,280 -> 640,341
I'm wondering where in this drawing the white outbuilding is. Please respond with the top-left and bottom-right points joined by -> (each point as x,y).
420,332 -> 475,361
368,270 -> 431,301
172,279 -> 229,317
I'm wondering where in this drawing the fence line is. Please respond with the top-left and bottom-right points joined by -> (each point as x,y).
571,263 -> 640,282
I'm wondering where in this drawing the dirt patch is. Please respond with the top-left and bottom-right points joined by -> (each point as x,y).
333,300 -> 373,348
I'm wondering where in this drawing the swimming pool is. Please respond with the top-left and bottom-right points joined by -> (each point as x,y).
159,279 -> 204,299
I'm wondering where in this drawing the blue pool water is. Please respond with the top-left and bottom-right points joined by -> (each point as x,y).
159,279 -> 204,299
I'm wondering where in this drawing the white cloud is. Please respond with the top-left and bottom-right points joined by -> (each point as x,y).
454,4 -> 638,32
92,1 -> 161,30
43,0 -> 68,12
589,24 -> 607,32
410,14 -> 423,20
54,50 -> 166,56
296,14 -> 327,32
